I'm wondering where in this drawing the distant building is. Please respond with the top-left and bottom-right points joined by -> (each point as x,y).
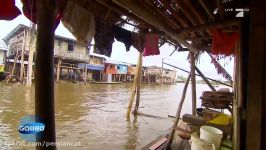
78,54 -> 106,81
145,66 -> 176,84
103,60 -> 129,83
3,24 -> 89,82
0,40 -> 7,65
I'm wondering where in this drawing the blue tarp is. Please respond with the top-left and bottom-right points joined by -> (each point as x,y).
78,63 -> 104,71
117,64 -> 128,74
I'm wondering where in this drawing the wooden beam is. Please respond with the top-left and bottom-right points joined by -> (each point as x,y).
35,0 -> 56,149
163,62 -> 232,87
190,52 -> 197,116
246,0 -> 265,149
164,73 -> 191,149
174,0 -> 199,26
198,0 -> 215,21
112,0 -> 199,53
95,0 -> 154,29
178,19 -> 239,34
195,66 -> 216,91
182,0 -> 212,35
142,0 -> 180,30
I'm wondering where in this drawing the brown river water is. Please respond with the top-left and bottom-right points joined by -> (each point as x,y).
0,82 -> 226,150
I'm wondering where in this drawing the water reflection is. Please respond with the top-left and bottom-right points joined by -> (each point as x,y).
0,82 -> 226,150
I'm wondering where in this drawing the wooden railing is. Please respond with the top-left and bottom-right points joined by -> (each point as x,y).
54,49 -> 90,62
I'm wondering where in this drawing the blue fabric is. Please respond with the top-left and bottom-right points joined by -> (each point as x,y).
78,63 -> 104,71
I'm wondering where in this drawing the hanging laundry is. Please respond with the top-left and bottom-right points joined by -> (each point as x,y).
143,34 -> 160,56
211,28 -> 239,56
21,0 -> 66,29
62,1 -> 95,44
113,26 -> 132,51
132,33 -> 145,53
94,17 -> 115,57
0,0 -> 21,20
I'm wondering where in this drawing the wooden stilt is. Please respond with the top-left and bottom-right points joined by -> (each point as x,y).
164,73 -> 191,150
127,52 -> 142,118
84,65 -> 88,83
26,24 -> 36,86
190,52 -> 197,115
11,48 -> 19,76
195,66 -> 216,91
56,59 -> 62,83
35,0 -> 56,149
134,53 -> 143,115
19,31 -> 27,83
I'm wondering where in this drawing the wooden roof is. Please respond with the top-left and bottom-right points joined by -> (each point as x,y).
77,0 -> 240,52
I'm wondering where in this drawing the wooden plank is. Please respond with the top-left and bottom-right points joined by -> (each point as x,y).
148,137 -> 167,150
178,19 -> 239,34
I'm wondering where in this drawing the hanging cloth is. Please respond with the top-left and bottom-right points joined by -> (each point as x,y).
94,17 -> 114,57
0,0 -> 21,20
211,28 -> 239,56
113,26 -> 132,51
132,33 -> 145,53
21,0 -> 66,29
61,1 -> 95,44
143,34 -> 160,56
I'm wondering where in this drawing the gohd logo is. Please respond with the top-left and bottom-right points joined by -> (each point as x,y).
18,115 -> 45,142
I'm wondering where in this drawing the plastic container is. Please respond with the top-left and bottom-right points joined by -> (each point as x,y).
200,126 -> 223,150
191,132 -> 215,150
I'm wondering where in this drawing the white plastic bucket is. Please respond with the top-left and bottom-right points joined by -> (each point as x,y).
191,132 -> 215,150
200,126 -> 223,150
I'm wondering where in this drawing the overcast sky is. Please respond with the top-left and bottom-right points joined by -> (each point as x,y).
0,1 -> 234,80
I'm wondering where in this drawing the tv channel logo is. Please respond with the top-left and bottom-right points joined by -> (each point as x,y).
18,115 -> 45,142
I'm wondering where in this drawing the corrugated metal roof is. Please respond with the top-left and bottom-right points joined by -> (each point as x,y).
0,40 -> 8,51
105,59 -> 131,65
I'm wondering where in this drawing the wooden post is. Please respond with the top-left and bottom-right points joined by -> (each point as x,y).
26,24 -> 36,86
195,66 -> 216,91
35,0 -> 56,149
190,52 -> 197,115
164,73 -> 191,149
134,53 -> 143,115
11,48 -> 19,76
19,31 -> 27,83
84,65 -> 88,83
56,59 -> 62,83
127,52 -> 142,118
